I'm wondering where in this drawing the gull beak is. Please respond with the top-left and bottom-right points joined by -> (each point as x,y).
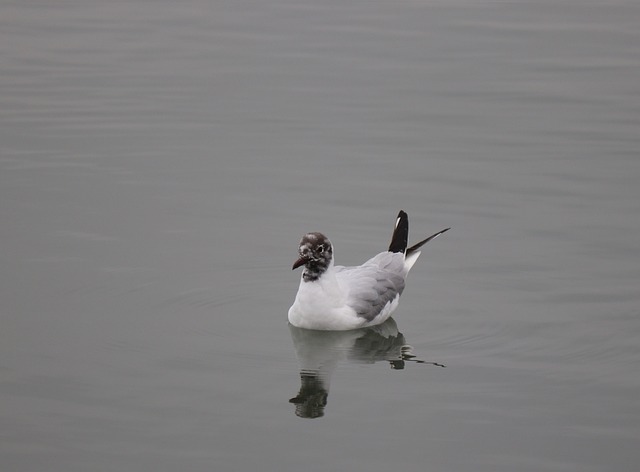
292,256 -> 308,270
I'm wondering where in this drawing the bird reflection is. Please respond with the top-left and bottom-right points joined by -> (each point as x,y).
288,318 -> 444,418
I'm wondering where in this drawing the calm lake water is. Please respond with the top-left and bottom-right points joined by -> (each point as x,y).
1,1 -> 639,471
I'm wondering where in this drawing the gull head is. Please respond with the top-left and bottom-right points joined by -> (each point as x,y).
292,232 -> 333,281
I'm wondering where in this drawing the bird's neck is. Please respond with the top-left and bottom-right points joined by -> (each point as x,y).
302,258 -> 334,283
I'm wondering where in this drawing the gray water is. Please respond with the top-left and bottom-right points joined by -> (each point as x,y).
1,1 -> 639,471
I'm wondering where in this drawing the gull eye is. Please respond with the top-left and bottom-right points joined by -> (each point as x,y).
317,244 -> 325,253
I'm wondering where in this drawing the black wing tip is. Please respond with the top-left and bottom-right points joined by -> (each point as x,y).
406,226 -> 450,255
388,210 -> 409,253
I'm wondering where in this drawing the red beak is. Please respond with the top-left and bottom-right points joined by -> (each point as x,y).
292,256 -> 308,270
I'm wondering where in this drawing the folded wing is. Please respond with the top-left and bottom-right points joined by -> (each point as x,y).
335,252 -> 406,322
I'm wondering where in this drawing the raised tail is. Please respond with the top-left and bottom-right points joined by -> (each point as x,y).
404,226 -> 450,271
388,210 -> 409,253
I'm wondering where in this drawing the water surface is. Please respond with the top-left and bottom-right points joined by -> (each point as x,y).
1,1 -> 639,471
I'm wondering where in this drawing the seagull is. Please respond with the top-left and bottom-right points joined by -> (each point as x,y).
288,211 -> 450,330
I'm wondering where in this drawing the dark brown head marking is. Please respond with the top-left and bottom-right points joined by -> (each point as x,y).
292,232 -> 333,282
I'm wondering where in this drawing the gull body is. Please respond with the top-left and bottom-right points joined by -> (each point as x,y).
288,211 -> 449,331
